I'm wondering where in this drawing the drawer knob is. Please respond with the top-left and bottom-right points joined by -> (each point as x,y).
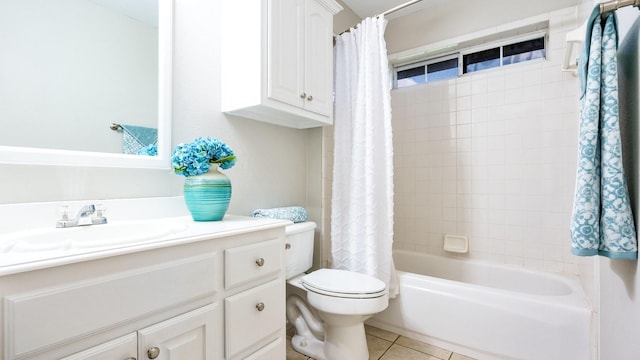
256,302 -> 265,311
147,347 -> 160,359
125,358 -> 137,360
255,258 -> 265,267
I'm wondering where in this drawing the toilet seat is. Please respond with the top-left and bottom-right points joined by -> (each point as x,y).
301,268 -> 386,299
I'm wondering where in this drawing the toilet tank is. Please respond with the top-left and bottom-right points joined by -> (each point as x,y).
285,221 -> 316,279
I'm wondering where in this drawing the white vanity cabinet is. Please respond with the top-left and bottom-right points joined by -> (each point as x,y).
61,304 -> 215,360
221,0 -> 342,129
60,334 -> 137,360
0,217 -> 288,360
224,239 -> 285,359
136,303 -> 216,360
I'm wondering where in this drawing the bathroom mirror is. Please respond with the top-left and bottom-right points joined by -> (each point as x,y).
0,0 -> 172,169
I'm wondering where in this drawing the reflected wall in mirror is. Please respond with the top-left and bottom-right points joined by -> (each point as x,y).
0,0 -> 172,168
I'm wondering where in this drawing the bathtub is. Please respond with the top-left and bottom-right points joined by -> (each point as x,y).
367,250 -> 592,360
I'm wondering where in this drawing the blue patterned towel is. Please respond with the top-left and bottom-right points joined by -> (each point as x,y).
252,207 -> 308,223
121,124 -> 158,155
570,7 -> 637,259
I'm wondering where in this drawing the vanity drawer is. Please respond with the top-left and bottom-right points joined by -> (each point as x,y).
224,238 -> 283,289
224,279 -> 284,359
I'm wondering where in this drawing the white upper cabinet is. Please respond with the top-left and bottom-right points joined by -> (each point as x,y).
222,0 -> 342,129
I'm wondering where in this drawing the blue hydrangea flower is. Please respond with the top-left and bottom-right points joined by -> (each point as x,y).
172,137 -> 236,176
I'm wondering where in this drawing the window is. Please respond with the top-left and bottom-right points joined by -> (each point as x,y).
502,37 -> 545,65
462,36 -> 546,74
427,58 -> 459,81
392,33 -> 547,89
397,66 -> 425,88
463,47 -> 500,73
395,55 -> 459,89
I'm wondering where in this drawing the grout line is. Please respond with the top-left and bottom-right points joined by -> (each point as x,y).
376,333 -> 401,360
376,342 -> 393,360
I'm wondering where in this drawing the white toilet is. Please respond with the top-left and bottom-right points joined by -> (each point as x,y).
285,222 -> 389,360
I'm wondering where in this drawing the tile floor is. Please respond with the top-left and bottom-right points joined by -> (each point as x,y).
286,324 -> 477,360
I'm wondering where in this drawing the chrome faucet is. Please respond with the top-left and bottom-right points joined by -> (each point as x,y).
56,204 -> 108,228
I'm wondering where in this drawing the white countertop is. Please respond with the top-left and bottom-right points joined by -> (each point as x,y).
0,197 -> 291,276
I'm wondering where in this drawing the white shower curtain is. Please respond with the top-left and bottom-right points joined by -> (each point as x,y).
332,16 -> 398,298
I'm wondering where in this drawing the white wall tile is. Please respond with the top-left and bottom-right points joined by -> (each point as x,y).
387,9 -> 581,276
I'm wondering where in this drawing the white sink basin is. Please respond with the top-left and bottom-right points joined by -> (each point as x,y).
1,219 -> 189,253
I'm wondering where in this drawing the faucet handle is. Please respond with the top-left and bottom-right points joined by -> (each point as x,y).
94,204 -> 106,218
58,206 -> 70,221
91,204 -> 108,225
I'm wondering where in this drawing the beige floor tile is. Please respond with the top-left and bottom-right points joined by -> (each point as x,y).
395,336 -> 452,359
450,353 -> 477,360
379,344 -> 442,360
366,333 -> 393,360
286,325 -> 476,360
365,324 -> 400,342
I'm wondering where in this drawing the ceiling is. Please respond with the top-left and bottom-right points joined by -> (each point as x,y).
340,0 -> 448,20
340,0 -> 583,20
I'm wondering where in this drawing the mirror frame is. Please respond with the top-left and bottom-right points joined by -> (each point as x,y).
0,0 -> 173,169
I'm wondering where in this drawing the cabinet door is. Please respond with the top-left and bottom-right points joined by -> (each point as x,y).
244,338 -> 285,360
60,333 -> 137,360
303,0 -> 334,116
137,303 -> 218,360
268,0 -> 305,109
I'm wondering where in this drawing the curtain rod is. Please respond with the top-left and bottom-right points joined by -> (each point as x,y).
600,0 -> 640,13
335,0 -> 423,37
378,0 -> 423,17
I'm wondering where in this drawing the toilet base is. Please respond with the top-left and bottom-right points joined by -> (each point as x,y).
323,321 -> 369,360
291,321 -> 369,360
291,334 -> 327,360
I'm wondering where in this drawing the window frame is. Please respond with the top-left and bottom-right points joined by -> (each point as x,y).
393,53 -> 460,89
392,30 -> 548,89
460,31 -> 547,74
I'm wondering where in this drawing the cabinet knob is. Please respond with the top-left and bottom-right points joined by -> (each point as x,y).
256,302 -> 265,311
306,95 -> 313,101
147,347 -> 160,359
124,358 -> 137,360
299,92 -> 307,99
255,258 -> 265,267
285,243 -> 291,250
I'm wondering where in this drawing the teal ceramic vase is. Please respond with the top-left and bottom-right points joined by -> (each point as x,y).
183,164 -> 232,221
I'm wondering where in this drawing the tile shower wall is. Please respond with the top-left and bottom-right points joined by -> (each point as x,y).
322,7 -> 596,278
392,8 -> 585,275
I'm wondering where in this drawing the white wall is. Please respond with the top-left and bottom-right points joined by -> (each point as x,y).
598,5 -> 640,359
333,0 -> 360,34
0,0 -> 317,221
384,0 -> 579,54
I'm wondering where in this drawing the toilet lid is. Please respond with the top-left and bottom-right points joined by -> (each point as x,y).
301,269 -> 386,299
